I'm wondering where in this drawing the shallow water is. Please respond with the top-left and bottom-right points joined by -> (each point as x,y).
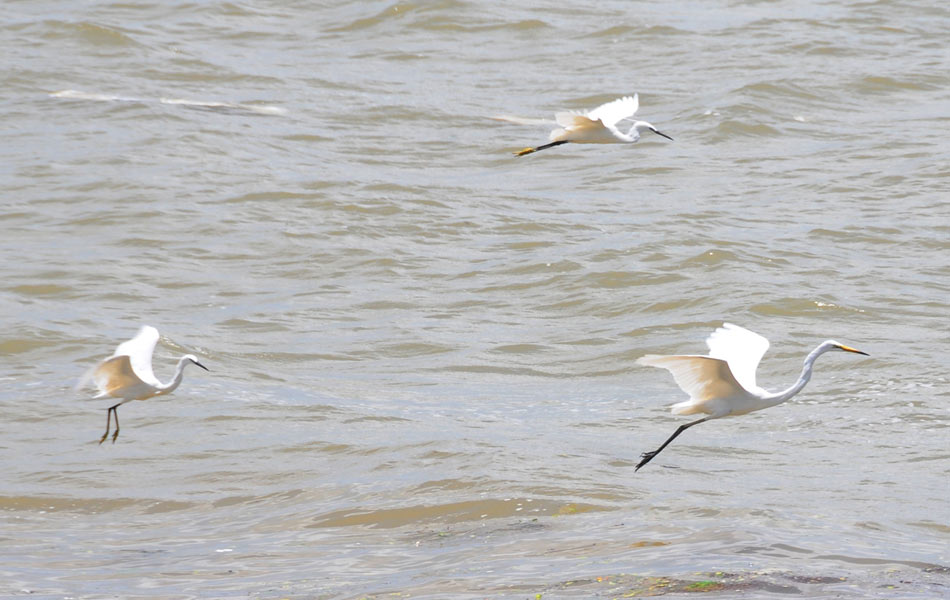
2,1 -> 949,598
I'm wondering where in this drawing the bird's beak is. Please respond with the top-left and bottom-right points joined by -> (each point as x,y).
836,344 -> 869,356
651,128 -> 673,141
195,361 -> 210,371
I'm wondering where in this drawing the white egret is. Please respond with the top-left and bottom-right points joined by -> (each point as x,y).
634,323 -> 868,471
503,94 -> 673,156
77,326 -> 209,444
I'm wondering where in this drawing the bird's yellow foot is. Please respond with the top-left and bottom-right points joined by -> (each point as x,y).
111,430 -> 120,444
515,147 -> 536,156
98,433 -> 109,445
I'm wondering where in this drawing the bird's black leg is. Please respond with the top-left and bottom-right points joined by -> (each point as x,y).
99,406 -> 114,445
111,405 -> 121,444
515,140 -> 569,156
99,404 -> 122,445
635,417 -> 709,472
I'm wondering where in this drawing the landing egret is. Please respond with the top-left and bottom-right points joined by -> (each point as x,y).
77,326 -> 209,444
634,323 -> 868,471
504,94 -> 673,156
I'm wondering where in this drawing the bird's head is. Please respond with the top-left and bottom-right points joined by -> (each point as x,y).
183,354 -> 210,371
631,120 -> 673,141
824,341 -> 869,356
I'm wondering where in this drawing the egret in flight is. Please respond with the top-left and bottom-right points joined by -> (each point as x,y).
500,94 -> 673,156
77,326 -> 209,444
634,323 -> 868,471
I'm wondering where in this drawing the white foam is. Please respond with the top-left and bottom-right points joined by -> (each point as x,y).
49,89 -> 138,102
160,97 -> 287,115
50,90 -> 286,116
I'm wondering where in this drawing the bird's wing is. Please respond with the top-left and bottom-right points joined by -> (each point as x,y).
554,111 -> 583,127
93,355 -> 151,397
554,111 -> 599,128
585,95 -> 639,128
550,113 -> 611,142
490,115 -> 556,126
637,354 -> 746,402
111,326 -> 161,386
704,323 -> 769,392
74,364 -> 98,393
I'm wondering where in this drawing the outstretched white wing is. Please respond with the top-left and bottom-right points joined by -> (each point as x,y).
704,323 -> 769,393
554,111 -> 585,127
111,326 -> 161,387
585,95 -> 639,128
489,115 -> 556,126
92,355 -> 158,399
637,354 -> 746,404
550,113 -> 619,143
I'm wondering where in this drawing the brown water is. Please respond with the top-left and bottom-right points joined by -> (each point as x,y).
2,1 -> 949,598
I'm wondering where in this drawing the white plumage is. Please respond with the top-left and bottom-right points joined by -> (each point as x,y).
77,326 -> 209,444
634,323 -> 868,471
495,94 -> 673,156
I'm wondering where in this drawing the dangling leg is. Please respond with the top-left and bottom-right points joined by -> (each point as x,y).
635,417 -> 709,472
111,404 -> 121,444
99,405 -> 115,445
99,403 -> 122,445
515,140 -> 569,156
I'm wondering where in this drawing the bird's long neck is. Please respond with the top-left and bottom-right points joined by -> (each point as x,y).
624,122 -> 644,141
629,120 -> 657,137
156,357 -> 190,394
764,344 -> 826,406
